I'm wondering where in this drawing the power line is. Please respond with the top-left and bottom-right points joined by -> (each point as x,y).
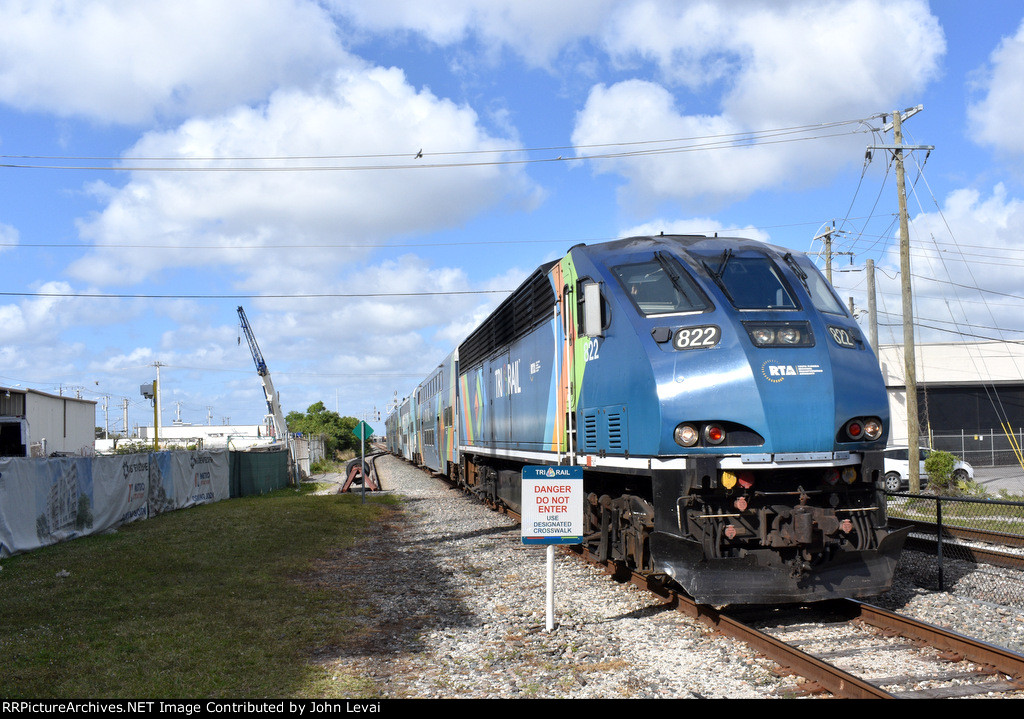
0,117 -> 878,172
0,216 -> 891,252
0,289 -> 512,300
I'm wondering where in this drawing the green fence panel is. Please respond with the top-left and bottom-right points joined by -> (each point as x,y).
229,450 -> 289,497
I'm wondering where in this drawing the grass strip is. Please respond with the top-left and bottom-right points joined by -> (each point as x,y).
0,485 -> 399,699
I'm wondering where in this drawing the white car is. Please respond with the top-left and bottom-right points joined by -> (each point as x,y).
882,446 -> 974,492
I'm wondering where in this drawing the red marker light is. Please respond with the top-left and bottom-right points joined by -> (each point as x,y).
704,424 -> 725,445
845,420 -> 863,440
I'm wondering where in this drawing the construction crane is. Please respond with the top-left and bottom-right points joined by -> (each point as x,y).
237,306 -> 288,442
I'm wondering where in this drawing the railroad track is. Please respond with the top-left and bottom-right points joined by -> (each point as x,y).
890,517 -> 1024,570
563,547 -> 1024,698
434,467 -> 1024,698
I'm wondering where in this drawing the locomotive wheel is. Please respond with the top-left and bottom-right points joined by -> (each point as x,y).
585,492 -> 654,571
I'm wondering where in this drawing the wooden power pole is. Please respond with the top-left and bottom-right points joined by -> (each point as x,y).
869,106 -> 932,492
866,258 -> 878,352
893,110 -> 921,492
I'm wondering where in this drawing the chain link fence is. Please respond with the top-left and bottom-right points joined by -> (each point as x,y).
886,491 -> 1024,607
930,429 -> 1024,468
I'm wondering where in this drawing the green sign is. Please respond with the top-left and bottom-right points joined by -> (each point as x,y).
352,420 -> 374,440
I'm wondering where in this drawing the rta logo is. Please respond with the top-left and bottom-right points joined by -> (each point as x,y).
761,360 -> 787,383
761,361 -> 823,382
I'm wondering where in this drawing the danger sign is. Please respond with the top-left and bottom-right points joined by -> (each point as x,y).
521,465 -> 583,545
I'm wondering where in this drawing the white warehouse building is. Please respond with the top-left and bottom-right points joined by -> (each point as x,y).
0,386 -> 96,457
94,423 -> 279,453
877,341 -> 1024,465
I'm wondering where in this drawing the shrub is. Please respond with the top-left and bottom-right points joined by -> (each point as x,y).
924,450 -> 956,487
926,450 -> 986,496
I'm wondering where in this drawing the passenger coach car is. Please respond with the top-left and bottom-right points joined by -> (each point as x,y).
387,235 -> 908,606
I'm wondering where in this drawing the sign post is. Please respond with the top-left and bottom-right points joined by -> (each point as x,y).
352,420 -> 374,503
521,465 -> 583,632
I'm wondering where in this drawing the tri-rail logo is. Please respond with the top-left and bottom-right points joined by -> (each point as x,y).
761,360 -> 824,383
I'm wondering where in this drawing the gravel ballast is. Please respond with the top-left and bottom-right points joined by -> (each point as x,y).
313,455 -> 1024,699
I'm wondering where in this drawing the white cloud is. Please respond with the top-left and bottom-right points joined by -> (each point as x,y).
603,0 -> 944,124
0,222 -> 18,254
330,0 -> 615,67
573,1 -> 945,210
619,217 -> 771,244
833,184 -> 1024,345
968,20 -> 1024,155
0,0 -> 348,124
571,80 -> 791,210
902,184 -> 1024,293
0,281 -> 121,387
70,65 -> 542,288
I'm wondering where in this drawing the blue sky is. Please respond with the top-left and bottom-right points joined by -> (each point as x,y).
1,0 -> 1023,436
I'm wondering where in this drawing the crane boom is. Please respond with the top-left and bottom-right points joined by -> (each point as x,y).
237,306 -> 287,440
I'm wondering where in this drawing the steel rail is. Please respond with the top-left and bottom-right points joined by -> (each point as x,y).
889,516 -> 1024,548
566,546 -> 1024,698
903,534 -> 1022,569
841,599 -> 1024,682
565,547 -> 894,698
435,465 -> 1024,697
888,517 -> 1024,569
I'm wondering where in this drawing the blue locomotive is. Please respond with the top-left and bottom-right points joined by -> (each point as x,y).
386,235 -> 907,605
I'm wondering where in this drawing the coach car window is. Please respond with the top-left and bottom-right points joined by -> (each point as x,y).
611,258 -> 710,316
693,250 -> 798,310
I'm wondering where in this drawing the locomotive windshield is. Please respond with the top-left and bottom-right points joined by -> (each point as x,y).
692,249 -> 798,310
611,256 -> 710,316
788,253 -> 848,315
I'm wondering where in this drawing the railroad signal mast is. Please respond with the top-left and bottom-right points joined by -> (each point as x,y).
237,306 -> 288,442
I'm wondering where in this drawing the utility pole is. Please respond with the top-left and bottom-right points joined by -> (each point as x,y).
895,109 -> 919,492
814,222 -> 837,283
866,258 -> 879,352
153,361 -> 165,448
151,380 -> 159,450
814,221 -> 854,282
895,113 -> 921,491
825,223 -> 834,283
867,106 -> 932,492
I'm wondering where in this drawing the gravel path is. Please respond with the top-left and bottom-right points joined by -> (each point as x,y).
311,455 -> 1024,699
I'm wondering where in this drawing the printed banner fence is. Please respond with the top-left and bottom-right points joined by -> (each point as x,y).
0,449 -> 229,558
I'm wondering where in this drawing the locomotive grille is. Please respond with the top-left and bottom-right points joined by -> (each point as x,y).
581,405 -> 627,454
607,410 -> 623,450
583,413 -> 598,448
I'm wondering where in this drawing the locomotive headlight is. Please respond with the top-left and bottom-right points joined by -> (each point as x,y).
843,417 -> 883,442
842,467 -> 858,483
777,327 -> 801,344
750,328 -> 775,346
743,321 -> 814,348
863,418 -> 883,441
674,423 -> 699,447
